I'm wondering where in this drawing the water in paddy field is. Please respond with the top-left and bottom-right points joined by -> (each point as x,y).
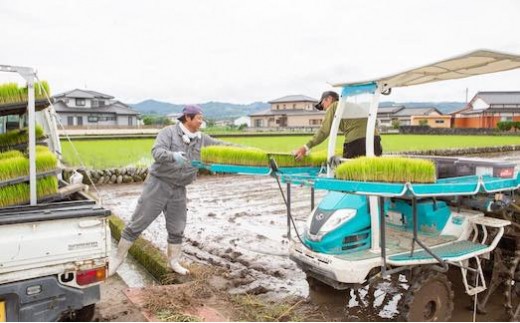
97,151 -> 519,321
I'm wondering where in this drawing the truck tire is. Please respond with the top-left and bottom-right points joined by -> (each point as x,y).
71,304 -> 96,322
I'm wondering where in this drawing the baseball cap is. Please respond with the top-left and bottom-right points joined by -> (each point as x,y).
178,104 -> 203,120
314,91 -> 339,110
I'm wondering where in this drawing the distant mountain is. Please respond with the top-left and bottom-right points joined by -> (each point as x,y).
130,99 -> 466,120
129,100 -> 269,120
380,101 -> 466,114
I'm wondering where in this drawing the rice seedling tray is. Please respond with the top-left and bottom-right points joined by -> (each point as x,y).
0,99 -> 50,117
192,160 -> 323,181
314,173 -> 520,197
0,168 -> 61,188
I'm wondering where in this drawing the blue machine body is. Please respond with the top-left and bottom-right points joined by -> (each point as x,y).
305,192 -> 453,254
304,192 -> 371,254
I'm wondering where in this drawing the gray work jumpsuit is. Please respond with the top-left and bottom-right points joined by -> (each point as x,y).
121,123 -> 227,244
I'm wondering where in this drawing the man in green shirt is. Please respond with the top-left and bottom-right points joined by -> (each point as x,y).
294,91 -> 382,160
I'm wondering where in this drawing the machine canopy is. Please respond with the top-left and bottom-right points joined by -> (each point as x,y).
333,50 -> 520,89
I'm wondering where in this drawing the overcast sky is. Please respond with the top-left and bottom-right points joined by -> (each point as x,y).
1,0 -> 519,105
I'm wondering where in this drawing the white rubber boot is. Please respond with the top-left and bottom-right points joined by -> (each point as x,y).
108,238 -> 133,277
167,243 -> 190,275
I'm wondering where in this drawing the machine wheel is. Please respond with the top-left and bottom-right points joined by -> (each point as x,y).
400,271 -> 454,322
71,304 -> 96,322
306,274 -> 331,292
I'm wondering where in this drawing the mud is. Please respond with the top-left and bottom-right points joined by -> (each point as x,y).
96,152 -> 520,321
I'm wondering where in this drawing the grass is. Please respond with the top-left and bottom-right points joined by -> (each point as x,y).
60,134 -> 520,169
335,156 -> 436,183
0,81 -> 50,105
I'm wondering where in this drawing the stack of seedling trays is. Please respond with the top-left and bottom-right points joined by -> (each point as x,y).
315,156 -> 520,197
0,146 -> 61,207
0,81 -> 51,116
0,80 -> 64,207
198,146 -> 327,182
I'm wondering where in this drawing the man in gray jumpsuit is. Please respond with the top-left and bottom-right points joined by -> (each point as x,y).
109,104 -> 229,276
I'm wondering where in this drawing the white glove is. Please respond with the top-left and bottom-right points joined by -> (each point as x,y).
172,151 -> 187,166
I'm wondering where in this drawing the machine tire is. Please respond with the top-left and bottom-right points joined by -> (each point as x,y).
306,274 -> 330,292
400,271 -> 454,322
71,304 -> 96,322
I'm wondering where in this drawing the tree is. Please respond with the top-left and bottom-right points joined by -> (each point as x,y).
391,119 -> 400,129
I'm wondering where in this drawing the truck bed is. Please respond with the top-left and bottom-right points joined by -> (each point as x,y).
0,197 -> 111,279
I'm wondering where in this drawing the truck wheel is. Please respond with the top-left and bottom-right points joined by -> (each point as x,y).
400,271 -> 453,322
72,304 -> 96,322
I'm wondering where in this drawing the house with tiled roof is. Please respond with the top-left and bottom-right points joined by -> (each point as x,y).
249,95 -> 322,128
392,107 -> 451,128
53,89 -> 140,127
453,91 -> 520,128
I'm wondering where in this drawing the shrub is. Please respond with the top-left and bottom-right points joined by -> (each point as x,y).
497,121 -> 513,131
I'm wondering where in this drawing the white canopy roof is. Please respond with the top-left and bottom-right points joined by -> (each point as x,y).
333,50 -> 520,89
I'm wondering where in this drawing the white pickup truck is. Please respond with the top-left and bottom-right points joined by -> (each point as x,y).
0,65 -> 111,322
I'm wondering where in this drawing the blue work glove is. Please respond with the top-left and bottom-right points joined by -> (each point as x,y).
172,151 -> 187,166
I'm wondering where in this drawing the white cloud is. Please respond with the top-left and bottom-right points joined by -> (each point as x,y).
1,0 -> 519,104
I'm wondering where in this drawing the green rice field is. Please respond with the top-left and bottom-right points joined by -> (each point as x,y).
60,134 -> 520,169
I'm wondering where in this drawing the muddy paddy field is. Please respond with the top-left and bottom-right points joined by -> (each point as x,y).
95,152 -> 520,321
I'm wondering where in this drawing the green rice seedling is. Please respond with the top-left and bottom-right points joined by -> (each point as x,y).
36,176 -> 58,197
0,81 -> 50,105
0,150 -> 24,161
270,150 -> 328,167
201,146 -> 269,166
0,146 -> 57,181
35,147 -> 58,172
0,125 -> 45,151
0,156 -> 28,181
335,156 -> 436,183
0,176 -> 58,207
0,83 -> 20,104
201,146 -> 330,167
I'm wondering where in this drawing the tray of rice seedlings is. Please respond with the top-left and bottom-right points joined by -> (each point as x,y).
0,176 -> 58,208
201,146 -> 329,168
335,156 -> 436,183
0,146 -> 59,187
0,150 -> 24,161
0,125 -> 46,152
201,146 -> 269,166
0,81 -> 51,116
269,150 -> 328,167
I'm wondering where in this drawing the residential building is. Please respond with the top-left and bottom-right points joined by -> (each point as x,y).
233,116 -> 250,127
391,107 -> 449,128
53,89 -> 140,127
453,91 -> 520,128
249,95 -> 322,129
377,106 -> 405,128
